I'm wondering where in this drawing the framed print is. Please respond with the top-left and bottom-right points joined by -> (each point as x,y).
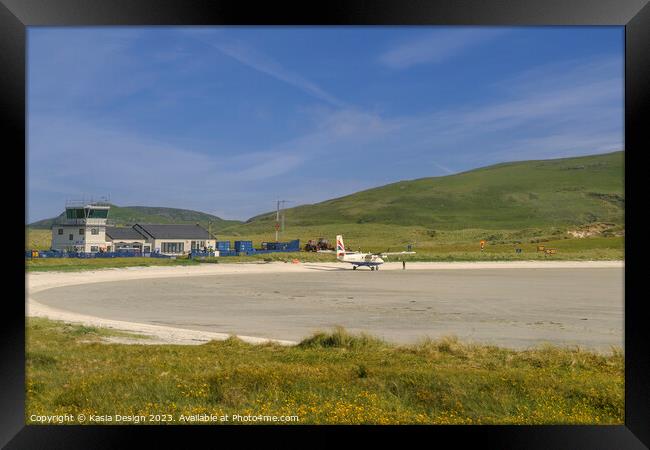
2,0 -> 648,447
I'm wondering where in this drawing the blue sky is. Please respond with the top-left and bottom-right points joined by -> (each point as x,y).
27,26 -> 624,222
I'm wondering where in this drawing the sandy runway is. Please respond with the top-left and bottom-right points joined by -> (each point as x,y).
27,261 -> 624,349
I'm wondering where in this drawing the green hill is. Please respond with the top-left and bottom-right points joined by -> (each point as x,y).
29,205 -> 242,230
26,152 -> 624,259
29,152 -> 624,235
230,151 -> 624,233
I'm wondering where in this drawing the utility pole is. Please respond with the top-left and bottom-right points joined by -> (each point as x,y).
275,200 -> 280,242
208,219 -> 214,252
275,199 -> 290,241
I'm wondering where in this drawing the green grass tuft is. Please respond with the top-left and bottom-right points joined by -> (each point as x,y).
298,327 -> 386,350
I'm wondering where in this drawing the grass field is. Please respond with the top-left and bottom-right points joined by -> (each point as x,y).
26,222 -> 624,271
26,229 -> 51,251
218,223 -> 624,260
26,318 -> 623,425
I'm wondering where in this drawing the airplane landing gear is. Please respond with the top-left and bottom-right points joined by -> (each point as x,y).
352,266 -> 357,270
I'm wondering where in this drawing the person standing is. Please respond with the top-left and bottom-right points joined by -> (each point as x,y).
402,260 -> 406,270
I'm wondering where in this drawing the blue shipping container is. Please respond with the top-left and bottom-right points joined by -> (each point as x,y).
259,240 -> 299,252
234,241 -> 253,251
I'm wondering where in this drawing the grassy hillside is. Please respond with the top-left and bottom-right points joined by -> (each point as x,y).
26,152 -> 625,259
29,205 -> 242,230
234,151 -> 624,232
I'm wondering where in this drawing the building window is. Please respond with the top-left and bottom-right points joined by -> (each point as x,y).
91,228 -> 99,235
66,208 -> 85,219
79,228 -> 85,235
191,240 -> 206,250
58,229 -> 63,235
90,246 -> 99,252
161,242 -> 184,254
69,234 -> 74,241
88,208 -> 108,218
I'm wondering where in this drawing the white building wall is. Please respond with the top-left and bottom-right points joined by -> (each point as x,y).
51,225 -> 84,251
152,239 -> 216,255
84,226 -> 107,252
51,225 -> 108,252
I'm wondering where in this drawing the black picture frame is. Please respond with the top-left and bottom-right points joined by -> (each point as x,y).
3,0 -> 648,447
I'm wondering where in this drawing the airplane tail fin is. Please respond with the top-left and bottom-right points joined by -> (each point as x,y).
336,235 -> 345,260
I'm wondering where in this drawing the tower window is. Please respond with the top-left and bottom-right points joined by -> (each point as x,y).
58,229 -> 63,235
88,209 -> 108,219
69,234 -> 73,241
79,228 -> 85,235
91,228 -> 99,235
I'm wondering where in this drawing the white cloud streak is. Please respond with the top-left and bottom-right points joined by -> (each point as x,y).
379,28 -> 509,69
186,32 -> 346,107
27,115 -> 311,221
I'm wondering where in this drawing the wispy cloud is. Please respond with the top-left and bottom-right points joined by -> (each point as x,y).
185,31 -> 346,107
27,100 -> 416,222
379,28 -> 509,69
491,130 -> 623,162
432,161 -> 455,174
301,54 -> 623,175
227,151 -> 309,179
28,29 -> 148,109
26,109 -> 378,221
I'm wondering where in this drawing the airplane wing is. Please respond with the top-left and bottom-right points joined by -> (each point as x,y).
378,251 -> 416,256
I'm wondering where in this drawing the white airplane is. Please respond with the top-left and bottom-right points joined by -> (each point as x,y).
336,235 -> 415,270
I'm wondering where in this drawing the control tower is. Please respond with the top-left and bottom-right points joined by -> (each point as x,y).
51,200 -> 111,252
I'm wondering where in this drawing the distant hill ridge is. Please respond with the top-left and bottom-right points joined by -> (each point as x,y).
29,205 -> 242,230
30,151 -> 624,231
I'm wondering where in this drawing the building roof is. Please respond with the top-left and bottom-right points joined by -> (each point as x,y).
133,223 -> 213,239
105,226 -> 147,240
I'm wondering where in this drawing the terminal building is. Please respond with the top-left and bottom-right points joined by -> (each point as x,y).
51,202 -> 216,255
131,224 -> 215,255
105,226 -> 148,253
